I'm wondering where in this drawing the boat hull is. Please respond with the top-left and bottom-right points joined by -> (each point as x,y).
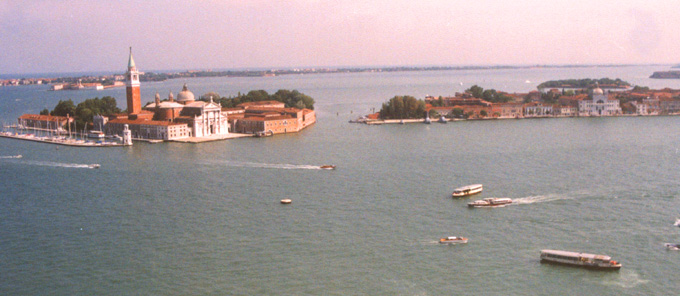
452,184 -> 483,197
540,259 -> 621,270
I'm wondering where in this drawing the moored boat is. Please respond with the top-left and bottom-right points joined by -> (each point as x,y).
540,249 -> 621,270
467,197 -> 512,208
452,184 -> 483,197
320,165 -> 336,170
439,236 -> 468,244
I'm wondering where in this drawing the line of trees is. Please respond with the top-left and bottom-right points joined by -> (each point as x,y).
213,89 -> 315,110
465,85 -> 513,103
41,96 -> 121,130
379,96 -> 427,119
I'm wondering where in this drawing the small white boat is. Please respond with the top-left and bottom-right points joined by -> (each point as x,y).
674,218 -> 680,227
540,249 -> 621,270
280,199 -> 292,204
467,197 -> 512,208
665,243 -> 680,250
452,184 -> 483,197
89,164 -> 100,169
439,236 -> 468,244
320,165 -> 336,170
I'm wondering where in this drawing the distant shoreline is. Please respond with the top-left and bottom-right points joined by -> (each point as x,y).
1,64 -> 672,86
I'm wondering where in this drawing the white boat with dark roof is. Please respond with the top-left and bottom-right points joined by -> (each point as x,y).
540,249 -> 621,270
439,236 -> 468,244
467,197 -> 512,208
452,184 -> 483,197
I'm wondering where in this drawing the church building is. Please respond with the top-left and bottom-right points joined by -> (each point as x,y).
104,48 -> 229,141
578,84 -> 622,116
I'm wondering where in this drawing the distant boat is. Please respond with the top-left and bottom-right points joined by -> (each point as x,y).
320,165 -> 336,170
467,197 -> 512,208
665,243 -> 680,250
438,116 -> 447,123
89,164 -> 100,169
87,131 -> 105,139
280,199 -> 292,204
540,249 -> 622,270
439,236 -> 468,244
674,218 -> 680,227
452,184 -> 483,197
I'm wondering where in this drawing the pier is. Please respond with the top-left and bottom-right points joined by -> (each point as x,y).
0,132 -> 126,147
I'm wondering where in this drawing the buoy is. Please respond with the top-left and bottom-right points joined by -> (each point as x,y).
280,199 -> 292,204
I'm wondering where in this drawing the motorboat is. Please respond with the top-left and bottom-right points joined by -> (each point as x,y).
452,184 -> 483,197
439,236 -> 468,244
89,164 -> 100,169
665,243 -> 680,250
280,199 -> 292,204
320,165 -> 336,170
674,218 -> 680,227
467,197 -> 512,208
540,249 -> 621,270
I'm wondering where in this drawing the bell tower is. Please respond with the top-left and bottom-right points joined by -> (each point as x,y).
126,47 -> 142,115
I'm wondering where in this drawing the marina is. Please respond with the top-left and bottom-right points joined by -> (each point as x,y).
0,132 -> 125,147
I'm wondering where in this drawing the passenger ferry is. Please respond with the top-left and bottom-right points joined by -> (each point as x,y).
467,197 -> 512,208
452,184 -> 483,197
540,250 -> 621,270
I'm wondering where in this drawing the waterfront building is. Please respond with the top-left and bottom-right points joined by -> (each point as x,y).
630,101 -> 648,115
660,99 -> 680,114
491,103 -> 524,118
524,103 -> 553,117
229,104 -> 316,134
578,85 -> 621,116
104,49 -> 230,141
17,114 -> 73,132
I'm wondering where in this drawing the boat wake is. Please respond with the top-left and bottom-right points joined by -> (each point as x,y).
213,160 -> 323,170
24,161 -> 100,169
513,194 -> 571,205
0,155 -> 22,159
601,270 -> 649,289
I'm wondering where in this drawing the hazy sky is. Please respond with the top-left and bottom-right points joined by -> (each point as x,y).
1,0 -> 678,74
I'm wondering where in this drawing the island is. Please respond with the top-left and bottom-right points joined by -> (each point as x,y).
353,79 -> 680,124
650,71 -> 680,79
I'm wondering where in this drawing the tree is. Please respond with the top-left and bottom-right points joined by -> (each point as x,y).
378,96 -> 426,119
466,85 -> 484,98
40,108 -> 49,115
480,110 -> 488,117
51,99 -> 76,117
451,108 -> 464,118
201,92 -> 221,102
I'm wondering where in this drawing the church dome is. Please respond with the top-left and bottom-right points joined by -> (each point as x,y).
592,87 -> 604,95
177,83 -> 195,102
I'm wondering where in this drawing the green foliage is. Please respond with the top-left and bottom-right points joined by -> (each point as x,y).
216,89 -> 315,110
480,110 -> 488,117
378,96 -> 427,119
466,85 -> 512,103
537,78 -> 630,89
451,108 -> 465,118
632,85 -> 650,92
466,85 -> 484,98
39,108 -> 49,115
51,99 -> 76,117
49,97 -> 121,130
542,92 -> 560,104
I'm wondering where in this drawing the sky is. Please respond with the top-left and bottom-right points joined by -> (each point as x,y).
1,0 -> 678,75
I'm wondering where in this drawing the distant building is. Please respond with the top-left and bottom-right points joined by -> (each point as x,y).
578,85 -> 621,116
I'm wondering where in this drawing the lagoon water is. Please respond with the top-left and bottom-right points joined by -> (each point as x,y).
2,66 -> 680,295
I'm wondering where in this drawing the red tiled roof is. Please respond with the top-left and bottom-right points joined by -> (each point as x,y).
19,114 -> 71,121
108,118 -> 184,126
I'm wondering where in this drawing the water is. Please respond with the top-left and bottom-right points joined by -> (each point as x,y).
2,66 -> 680,295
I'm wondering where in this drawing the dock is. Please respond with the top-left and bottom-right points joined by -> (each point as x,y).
0,132 -> 126,147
